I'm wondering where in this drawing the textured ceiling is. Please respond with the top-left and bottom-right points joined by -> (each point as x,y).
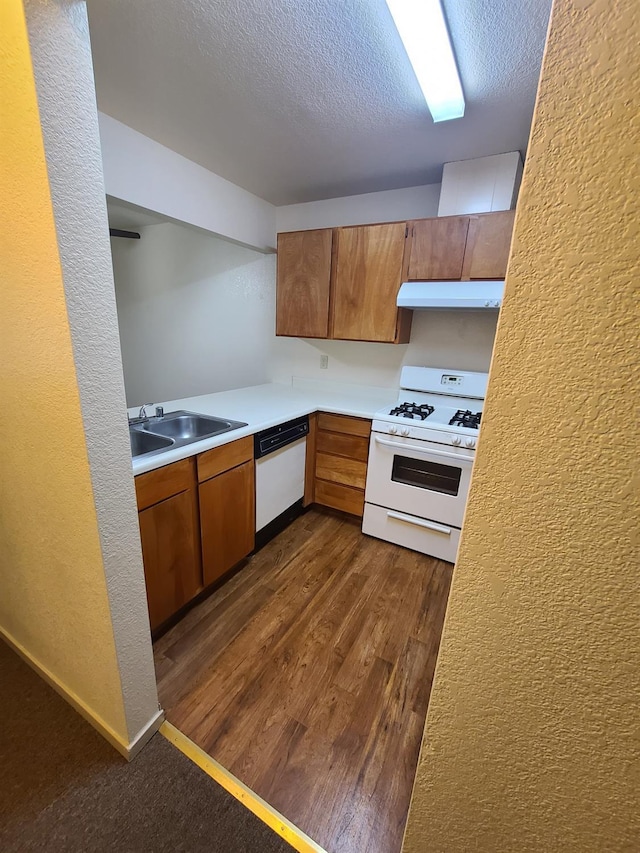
87,0 -> 552,205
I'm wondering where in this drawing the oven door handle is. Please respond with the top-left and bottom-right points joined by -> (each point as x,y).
387,511 -> 453,535
374,436 -> 475,463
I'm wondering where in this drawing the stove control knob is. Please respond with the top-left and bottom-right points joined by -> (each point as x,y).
465,438 -> 476,449
389,425 -> 398,434
401,427 -> 410,437
451,436 -> 462,446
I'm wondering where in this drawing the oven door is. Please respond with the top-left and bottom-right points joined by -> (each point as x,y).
365,432 -> 475,528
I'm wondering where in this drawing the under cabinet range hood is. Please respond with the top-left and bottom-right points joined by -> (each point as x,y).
397,280 -> 505,310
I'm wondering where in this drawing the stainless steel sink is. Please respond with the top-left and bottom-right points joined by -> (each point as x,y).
129,429 -> 174,457
129,410 -> 248,458
141,412 -> 239,442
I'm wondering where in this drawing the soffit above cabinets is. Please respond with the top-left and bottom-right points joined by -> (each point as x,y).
106,199 -> 167,231
87,0 -> 552,206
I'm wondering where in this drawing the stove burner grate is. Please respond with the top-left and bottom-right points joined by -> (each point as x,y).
449,409 -> 481,429
389,402 -> 435,421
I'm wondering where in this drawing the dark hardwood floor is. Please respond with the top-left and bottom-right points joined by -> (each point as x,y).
154,508 -> 452,853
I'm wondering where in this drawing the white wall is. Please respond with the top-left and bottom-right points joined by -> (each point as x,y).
111,222 -> 276,406
98,112 -> 441,248
111,177 -> 496,403
99,112 -> 276,252
18,0 -> 159,754
269,311 -> 498,389
276,184 -> 441,232
112,205 -> 497,405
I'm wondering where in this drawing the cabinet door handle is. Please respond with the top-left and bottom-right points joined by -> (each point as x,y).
375,436 -> 474,463
387,511 -> 452,535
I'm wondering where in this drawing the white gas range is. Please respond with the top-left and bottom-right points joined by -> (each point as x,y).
363,366 -> 488,563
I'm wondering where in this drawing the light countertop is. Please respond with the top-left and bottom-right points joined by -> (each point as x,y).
130,380 -> 396,475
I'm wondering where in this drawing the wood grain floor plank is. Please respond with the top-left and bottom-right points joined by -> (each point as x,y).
155,508 -> 452,853
169,527 -> 362,740
195,564 -> 368,760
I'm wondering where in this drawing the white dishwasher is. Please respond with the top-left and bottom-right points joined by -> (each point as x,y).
254,415 -> 309,549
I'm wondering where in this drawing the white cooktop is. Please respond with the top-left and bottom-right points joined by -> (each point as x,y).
373,365 -> 488,435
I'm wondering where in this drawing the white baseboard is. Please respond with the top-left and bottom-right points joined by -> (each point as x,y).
0,627 -> 164,759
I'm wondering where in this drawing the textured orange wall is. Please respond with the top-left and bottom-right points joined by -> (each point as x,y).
403,0 -> 639,850
0,0 -> 127,740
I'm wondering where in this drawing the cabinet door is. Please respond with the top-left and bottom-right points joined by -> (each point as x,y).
462,210 -> 516,279
407,216 -> 469,280
276,229 -> 333,337
331,223 -> 408,342
200,461 -> 255,587
138,490 -> 202,631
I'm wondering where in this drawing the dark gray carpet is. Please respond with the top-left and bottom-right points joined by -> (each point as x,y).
0,640 -> 292,852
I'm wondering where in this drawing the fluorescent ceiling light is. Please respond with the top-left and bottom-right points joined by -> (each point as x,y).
385,0 -> 465,123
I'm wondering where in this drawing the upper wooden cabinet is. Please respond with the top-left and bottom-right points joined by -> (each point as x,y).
462,210 -> 516,279
275,210 -> 515,341
277,222 -> 410,344
276,229 -> 333,338
407,210 -> 515,281
330,223 -> 411,343
407,216 -> 469,280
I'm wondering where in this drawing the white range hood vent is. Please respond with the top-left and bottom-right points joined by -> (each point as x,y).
397,280 -> 504,310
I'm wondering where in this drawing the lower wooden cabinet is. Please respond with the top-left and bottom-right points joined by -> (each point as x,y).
307,413 -> 372,517
199,458 -> 255,587
134,416 -> 377,632
135,458 -> 202,632
197,436 -> 255,587
135,436 -> 255,633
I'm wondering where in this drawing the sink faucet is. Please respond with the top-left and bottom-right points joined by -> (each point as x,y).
138,403 -> 164,419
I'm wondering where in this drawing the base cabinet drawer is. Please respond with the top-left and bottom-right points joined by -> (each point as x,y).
315,480 -> 365,517
317,413 -> 371,438
316,430 -> 369,462
199,460 -> 255,586
197,436 -> 253,483
135,457 -> 193,511
316,452 -> 367,490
